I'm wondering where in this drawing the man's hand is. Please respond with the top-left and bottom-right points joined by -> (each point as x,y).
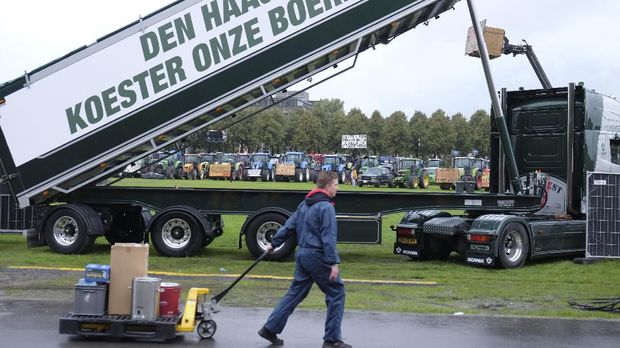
329,264 -> 339,282
266,243 -> 274,253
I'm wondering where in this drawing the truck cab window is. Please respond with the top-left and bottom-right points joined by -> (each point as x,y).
611,138 -> 620,165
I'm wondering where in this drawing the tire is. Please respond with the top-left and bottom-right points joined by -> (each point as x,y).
151,211 -> 205,257
304,168 -> 310,182
419,171 -> 430,189
197,320 -> 217,339
439,183 -> 451,190
244,213 -> 296,261
339,171 -> 345,184
261,169 -> 268,182
497,223 -> 529,269
44,208 -> 95,254
295,168 -> 303,182
412,177 -> 420,189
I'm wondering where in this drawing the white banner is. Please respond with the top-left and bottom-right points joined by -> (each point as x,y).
0,0 -> 364,166
341,134 -> 367,149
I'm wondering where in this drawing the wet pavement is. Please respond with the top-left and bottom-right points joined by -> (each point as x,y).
0,298 -> 618,348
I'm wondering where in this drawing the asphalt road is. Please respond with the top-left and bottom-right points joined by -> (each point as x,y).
0,298 -> 618,348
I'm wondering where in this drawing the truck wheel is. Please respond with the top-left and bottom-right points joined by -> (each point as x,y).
339,171 -> 346,184
295,168 -> 303,182
151,211 -> 205,257
497,223 -> 529,269
44,208 -> 95,254
244,213 -> 296,261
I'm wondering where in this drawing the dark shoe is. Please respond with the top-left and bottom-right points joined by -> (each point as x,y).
258,327 -> 284,345
323,341 -> 352,348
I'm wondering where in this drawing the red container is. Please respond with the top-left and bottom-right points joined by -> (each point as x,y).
159,282 -> 181,316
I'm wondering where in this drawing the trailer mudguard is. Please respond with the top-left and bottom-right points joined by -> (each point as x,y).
238,207 -> 292,249
148,204 -> 213,239
39,203 -> 105,239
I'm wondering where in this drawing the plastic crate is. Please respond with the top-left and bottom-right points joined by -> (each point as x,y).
73,281 -> 108,315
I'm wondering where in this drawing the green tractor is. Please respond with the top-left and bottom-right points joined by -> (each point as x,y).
357,155 -> 379,174
393,158 -> 430,189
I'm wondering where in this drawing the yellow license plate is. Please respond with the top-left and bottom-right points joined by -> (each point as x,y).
398,237 -> 417,244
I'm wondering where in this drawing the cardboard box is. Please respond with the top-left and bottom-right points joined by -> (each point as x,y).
465,24 -> 505,59
108,243 -> 149,315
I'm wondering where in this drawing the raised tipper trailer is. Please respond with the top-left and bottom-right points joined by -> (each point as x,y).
1,0 -> 549,261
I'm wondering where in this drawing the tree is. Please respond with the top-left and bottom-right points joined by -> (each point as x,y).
451,112 -> 469,155
382,111 -> 410,156
468,109 -> 491,157
367,110 -> 385,155
253,108 -> 286,153
425,109 -> 455,159
311,99 -> 346,152
408,111 -> 428,158
291,109 -> 325,152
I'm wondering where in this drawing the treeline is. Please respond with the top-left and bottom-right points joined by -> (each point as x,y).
194,99 -> 491,160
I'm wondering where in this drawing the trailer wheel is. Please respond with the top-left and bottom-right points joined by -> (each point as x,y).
497,223 -> 529,268
197,320 -> 217,339
151,211 -> 204,257
245,213 -> 296,261
45,208 -> 95,254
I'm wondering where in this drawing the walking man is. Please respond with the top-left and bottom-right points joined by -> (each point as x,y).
258,171 -> 351,348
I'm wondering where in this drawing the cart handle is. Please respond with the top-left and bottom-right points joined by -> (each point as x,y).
210,251 -> 269,304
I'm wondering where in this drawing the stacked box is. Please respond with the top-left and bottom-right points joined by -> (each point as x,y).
108,243 -> 149,315
73,279 -> 108,315
84,264 -> 111,283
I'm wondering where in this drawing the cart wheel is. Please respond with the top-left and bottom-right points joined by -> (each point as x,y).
197,320 -> 217,339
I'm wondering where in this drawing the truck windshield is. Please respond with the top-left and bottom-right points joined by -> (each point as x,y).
222,155 -> 236,163
286,154 -> 302,163
324,157 -> 339,165
184,155 -> 199,163
427,159 -> 442,167
453,158 -> 472,168
251,154 -> 267,163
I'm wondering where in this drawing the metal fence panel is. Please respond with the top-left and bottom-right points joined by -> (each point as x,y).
586,172 -> 620,258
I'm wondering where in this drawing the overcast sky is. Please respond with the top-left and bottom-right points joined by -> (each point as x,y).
1,0 -> 618,118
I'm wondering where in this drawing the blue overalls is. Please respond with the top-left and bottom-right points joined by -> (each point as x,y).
263,190 -> 345,342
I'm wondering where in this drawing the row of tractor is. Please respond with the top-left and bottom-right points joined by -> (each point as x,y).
122,151 -> 489,190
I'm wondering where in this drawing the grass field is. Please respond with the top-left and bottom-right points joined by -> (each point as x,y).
1,178 -> 618,319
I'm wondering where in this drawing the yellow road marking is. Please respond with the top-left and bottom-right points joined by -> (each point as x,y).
8,266 -> 436,286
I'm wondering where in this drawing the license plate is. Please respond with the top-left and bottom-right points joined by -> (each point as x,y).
397,237 -> 417,244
